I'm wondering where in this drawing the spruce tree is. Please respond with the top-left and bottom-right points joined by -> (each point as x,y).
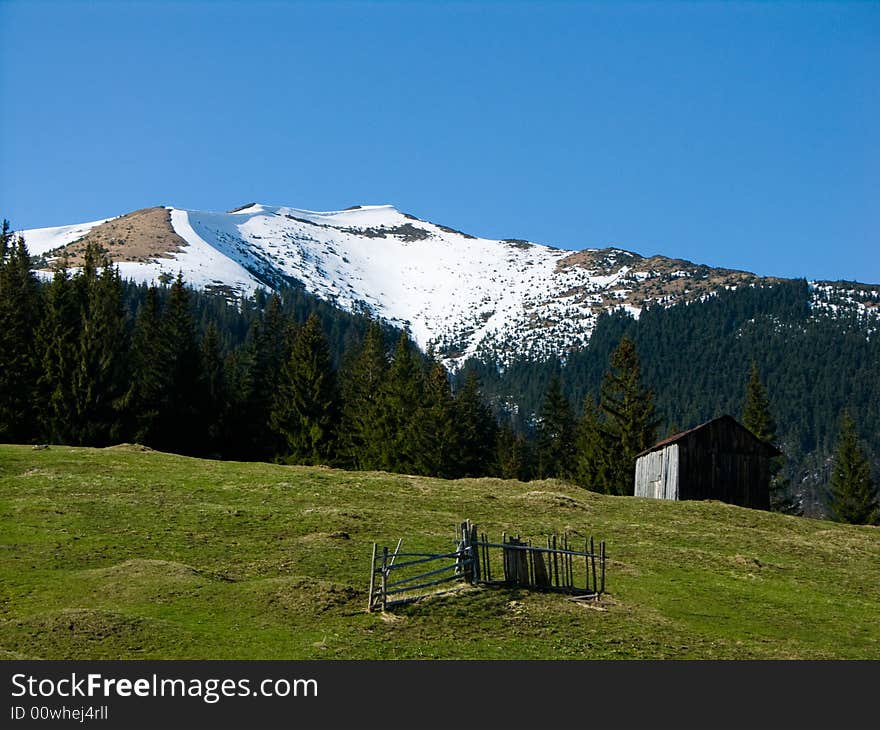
381,332 -> 425,473
200,322 -> 226,456
536,375 -> 576,479
124,286 -> 170,446
411,361 -> 458,477
37,265 -> 81,444
453,369 -> 498,478
741,360 -> 796,513
270,313 -> 339,464
0,219 -> 9,259
339,320 -> 389,469
743,360 -> 775,443
239,294 -> 288,460
495,422 -> 532,481
0,227 -> 42,442
598,336 -> 658,495
71,243 -> 128,444
828,412 -> 878,525
572,394 -> 608,491
157,274 -> 203,454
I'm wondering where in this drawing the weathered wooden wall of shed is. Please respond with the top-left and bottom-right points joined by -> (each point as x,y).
677,420 -> 771,510
634,444 -> 679,500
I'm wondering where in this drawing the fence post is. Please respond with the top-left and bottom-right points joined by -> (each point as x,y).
600,541 -> 606,595
458,520 -> 473,583
590,536 -> 597,595
584,538 -> 589,593
566,533 -> 574,590
483,533 -> 492,583
381,546 -> 389,611
367,542 -> 377,612
470,522 -> 480,583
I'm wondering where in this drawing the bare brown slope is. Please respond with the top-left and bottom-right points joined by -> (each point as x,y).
41,207 -> 187,267
556,247 -> 783,308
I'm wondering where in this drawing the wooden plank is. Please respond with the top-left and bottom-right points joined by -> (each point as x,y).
526,544 -> 533,587
385,559 -> 470,589
382,551 -> 463,571
389,538 -> 403,568
504,536 -> 530,586
532,546 -> 549,587
567,534 -> 574,590
367,542 -> 377,612
484,533 -> 492,583
552,535 -> 559,589
584,538 -> 589,593
470,523 -> 480,583
381,551 -> 461,558
518,540 -> 530,585
563,532 -> 571,590
600,541 -> 606,594
381,546 -> 388,611
590,537 -> 597,594
384,572 -> 466,596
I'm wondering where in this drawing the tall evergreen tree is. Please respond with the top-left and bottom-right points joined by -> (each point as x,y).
741,360 -> 796,513
0,227 -> 42,442
536,375 -> 576,479
238,294 -> 288,460
339,320 -> 389,470
742,360 -> 775,443
598,336 -> 658,495
828,412 -> 878,525
381,332 -> 425,473
70,243 -> 128,444
412,360 -> 458,477
572,394 -> 608,491
0,219 -> 10,259
199,322 -> 226,456
270,313 -> 339,464
495,422 -> 532,481
37,265 -> 80,443
156,274 -> 203,454
453,369 -> 498,477
125,286 -> 170,445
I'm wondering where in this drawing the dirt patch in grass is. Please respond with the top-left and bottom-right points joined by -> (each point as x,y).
75,559 -> 213,604
83,558 -> 203,581
513,491 -> 588,511
264,576 -> 361,615
1,608 -> 188,659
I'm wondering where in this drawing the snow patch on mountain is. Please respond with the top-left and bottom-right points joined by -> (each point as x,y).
23,218 -> 113,256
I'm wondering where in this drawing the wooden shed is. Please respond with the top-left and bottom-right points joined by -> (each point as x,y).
634,415 -> 781,510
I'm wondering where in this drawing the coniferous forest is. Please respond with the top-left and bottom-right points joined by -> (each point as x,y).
1,222 -> 877,523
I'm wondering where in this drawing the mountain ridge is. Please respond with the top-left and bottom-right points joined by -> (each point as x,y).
20,203 -> 880,367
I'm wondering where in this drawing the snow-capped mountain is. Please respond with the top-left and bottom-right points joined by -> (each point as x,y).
22,203 -> 880,366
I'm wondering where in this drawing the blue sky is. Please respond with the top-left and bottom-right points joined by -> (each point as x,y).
1,1 -> 877,282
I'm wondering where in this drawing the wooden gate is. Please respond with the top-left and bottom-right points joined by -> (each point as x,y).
368,520 -> 606,611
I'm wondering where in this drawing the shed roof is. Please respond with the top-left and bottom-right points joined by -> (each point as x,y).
637,415 -> 783,458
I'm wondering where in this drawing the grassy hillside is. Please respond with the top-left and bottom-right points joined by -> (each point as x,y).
1,444 -> 878,659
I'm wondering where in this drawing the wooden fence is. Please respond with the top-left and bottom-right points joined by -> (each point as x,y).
368,520 -> 606,611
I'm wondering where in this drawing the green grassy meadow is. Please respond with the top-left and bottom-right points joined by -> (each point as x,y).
1,443 -> 878,659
